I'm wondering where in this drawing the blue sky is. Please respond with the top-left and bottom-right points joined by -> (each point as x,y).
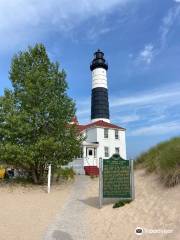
0,0 -> 180,158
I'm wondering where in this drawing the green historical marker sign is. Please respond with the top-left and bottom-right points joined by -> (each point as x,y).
103,154 -> 131,198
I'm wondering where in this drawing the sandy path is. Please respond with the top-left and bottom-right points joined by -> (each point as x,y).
44,176 -> 91,240
0,182 -> 72,240
85,169 -> 180,240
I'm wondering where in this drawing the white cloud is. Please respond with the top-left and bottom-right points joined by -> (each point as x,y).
114,114 -> 140,123
109,84 -> 180,133
86,27 -> 112,41
0,0 -> 132,50
129,121 -> 180,136
76,98 -> 90,122
76,84 -> 180,126
133,4 -> 180,64
110,84 -> 180,108
148,115 -> 166,123
160,4 -> 180,47
136,44 -> 155,65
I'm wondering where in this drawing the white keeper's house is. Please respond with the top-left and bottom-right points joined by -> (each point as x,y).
70,50 -> 127,175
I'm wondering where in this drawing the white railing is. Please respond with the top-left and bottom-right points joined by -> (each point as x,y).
84,157 -> 98,166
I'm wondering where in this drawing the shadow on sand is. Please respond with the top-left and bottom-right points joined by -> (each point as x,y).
80,197 -> 124,209
53,230 -> 73,240
79,197 -> 99,209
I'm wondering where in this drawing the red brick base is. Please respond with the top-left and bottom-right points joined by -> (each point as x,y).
84,166 -> 99,176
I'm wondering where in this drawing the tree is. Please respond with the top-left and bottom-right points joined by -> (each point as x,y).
0,44 -> 82,183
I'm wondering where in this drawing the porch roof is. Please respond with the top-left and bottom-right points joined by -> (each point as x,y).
82,141 -> 99,147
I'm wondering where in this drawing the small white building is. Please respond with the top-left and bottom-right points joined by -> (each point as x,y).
72,50 -> 127,175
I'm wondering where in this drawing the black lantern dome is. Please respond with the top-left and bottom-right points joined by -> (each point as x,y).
90,49 -> 108,71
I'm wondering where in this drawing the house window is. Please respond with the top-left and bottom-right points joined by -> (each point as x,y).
88,149 -> 93,156
104,128 -> 109,138
115,147 -> 120,154
115,129 -> 119,139
104,147 -> 109,157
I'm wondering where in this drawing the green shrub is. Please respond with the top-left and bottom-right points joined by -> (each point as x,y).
113,200 -> 132,208
9,176 -> 33,185
135,137 -> 180,187
55,167 -> 75,182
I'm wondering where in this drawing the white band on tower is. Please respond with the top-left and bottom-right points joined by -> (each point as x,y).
92,68 -> 108,89
91,118 -> 110,123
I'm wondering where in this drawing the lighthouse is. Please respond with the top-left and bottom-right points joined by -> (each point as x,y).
70,49 -> 127,175
90,49 -> 110,123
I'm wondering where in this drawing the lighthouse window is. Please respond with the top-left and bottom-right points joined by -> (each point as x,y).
104,147 -> 109,157
115,130 -> 119,139
104,128 -> 109,138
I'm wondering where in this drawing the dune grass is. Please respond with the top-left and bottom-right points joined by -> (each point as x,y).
135,137 -> 180,187
113,200 -> 132,208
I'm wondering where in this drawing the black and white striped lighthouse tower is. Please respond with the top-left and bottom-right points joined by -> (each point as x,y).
90,49 -> 110,123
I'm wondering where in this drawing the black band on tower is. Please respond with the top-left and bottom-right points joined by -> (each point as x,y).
91,87 -> 110,120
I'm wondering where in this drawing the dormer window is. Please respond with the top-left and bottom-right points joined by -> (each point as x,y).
104,128 -> 109,138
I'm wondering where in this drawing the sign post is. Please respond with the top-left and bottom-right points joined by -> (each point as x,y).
47,164 -> 51,194
99,158 -> 103,209
99,154 -> 135,207
131,159 -> 135,200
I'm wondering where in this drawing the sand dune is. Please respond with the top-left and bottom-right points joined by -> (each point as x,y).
85,169 -> 180,240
